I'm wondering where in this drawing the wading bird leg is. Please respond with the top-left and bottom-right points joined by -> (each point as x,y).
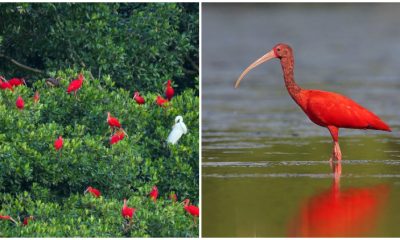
327,126 -> 342,161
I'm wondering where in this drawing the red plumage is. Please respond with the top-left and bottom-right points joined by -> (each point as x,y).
235,43 -> 391,161
107,112 -> 121,128
110,130 -> 125,145
121,199 -> 135,219
303,90 -> 391,131
85,186 -> 101,198
133,91 -> 145,104
0,76 -> 14,91
54,136 -> 63,151
67,74 -> 84,95
183,199 -> 199,217
8,78 -> 25,87
156,96 -> 168,107
16,96 -> 25,110
149,186 -> 158,202
165,79 -> 175,100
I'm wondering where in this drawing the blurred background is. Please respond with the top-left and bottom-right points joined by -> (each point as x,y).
202,3 -> 400,237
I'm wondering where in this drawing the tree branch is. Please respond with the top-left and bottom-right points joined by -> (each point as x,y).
0,53 -> 44,74
185,55 -> 199,72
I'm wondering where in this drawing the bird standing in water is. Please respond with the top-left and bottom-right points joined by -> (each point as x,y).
235,43 -> 391,161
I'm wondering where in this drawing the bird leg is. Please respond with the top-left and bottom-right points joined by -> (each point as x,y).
327,126 -> 342,161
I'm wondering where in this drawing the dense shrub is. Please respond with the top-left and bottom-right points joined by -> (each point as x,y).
0,191 -> 198,237
0,3 -> 199,92
0,70 -> 199,237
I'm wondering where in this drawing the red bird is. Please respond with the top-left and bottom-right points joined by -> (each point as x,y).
67,73 -> 84,96
149,186 -> 158,202
183,199 -> 199,223
0,215 -> 17,224
107,112 -> 121,129
156,96 -> 168,107
110,129 -> 125,145
84,186 -> 101,198
0,76 -> 14,91
235,43 -> 391,161
133,91 -> 145,105
121,199 -> 135,220
8,77 -> 26,87
54,136 -> 63,151
33,91 -> 40,103
23,216 -> 34,226
165,79 -> 175,100
16,96 -> 25,110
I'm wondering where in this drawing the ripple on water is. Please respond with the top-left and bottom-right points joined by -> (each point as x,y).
202,159 -> 400,168
203,173 -> 400,179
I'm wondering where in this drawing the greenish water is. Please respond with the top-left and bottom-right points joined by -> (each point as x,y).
202,3 -> 400,237
203,136 -> 400,237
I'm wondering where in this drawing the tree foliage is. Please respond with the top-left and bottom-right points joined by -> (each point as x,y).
0,3 -> 199,92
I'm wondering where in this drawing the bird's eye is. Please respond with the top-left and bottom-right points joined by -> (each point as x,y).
277,48 -> 280,52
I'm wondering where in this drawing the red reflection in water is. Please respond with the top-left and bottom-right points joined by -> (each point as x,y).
288,162 -> 390,237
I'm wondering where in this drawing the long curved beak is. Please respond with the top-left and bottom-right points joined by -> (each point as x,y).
234,50 -> 276,88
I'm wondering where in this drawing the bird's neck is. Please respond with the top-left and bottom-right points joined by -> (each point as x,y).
280,55 -> 304,107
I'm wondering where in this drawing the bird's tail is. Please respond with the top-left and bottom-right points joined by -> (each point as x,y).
367,115 -> 391,132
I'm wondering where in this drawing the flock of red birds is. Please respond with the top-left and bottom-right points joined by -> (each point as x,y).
0,74 -> 198,227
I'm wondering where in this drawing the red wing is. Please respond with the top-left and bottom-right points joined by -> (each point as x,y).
305,90 -> 390,131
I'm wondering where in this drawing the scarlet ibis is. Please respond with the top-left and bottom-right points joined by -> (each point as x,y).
165,79 -> 175,100
33,91 -> 40,103
156,96 -> 168,107
149,186 -> 158,202
8,77 -> 26,87
66,73 -> 84,97
107,112 -> 121,129
84,186 -> 101,198
167,116 -> 188,144
235,43 -> 391,161
288,162 -> 390,237
16,96 -> 25,110
182,199 -> 199,223
0,215 -> 17,225
54,136 -> 63,151
133,91 -> 145,105
110,129 -> 125,145
121,199 -> 135,220
23,216 -> 34,226
0,76 -> 14,91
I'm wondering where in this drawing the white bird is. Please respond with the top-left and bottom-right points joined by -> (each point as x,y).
167,116 -> 188,145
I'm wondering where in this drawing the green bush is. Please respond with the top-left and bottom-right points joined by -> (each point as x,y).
0,191 -> 198,237
0,69 -> 199,237
0,3 -> 199,92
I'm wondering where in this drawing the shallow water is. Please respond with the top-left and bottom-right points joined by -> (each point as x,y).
202,3 -> 400,237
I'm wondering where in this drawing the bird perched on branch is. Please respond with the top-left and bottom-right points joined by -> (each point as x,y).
167,116 -> 188,144
8,77 -> 26,87
121,199 -> 135,220
46,77 -> 60,87
165,79 -> 175,100
67,73 -> 84,97
149,186 -> 159,202
133,91 -> 145,105
0,76 -> 14,91
16,96 -> 25,110
84,186 -> 101,198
